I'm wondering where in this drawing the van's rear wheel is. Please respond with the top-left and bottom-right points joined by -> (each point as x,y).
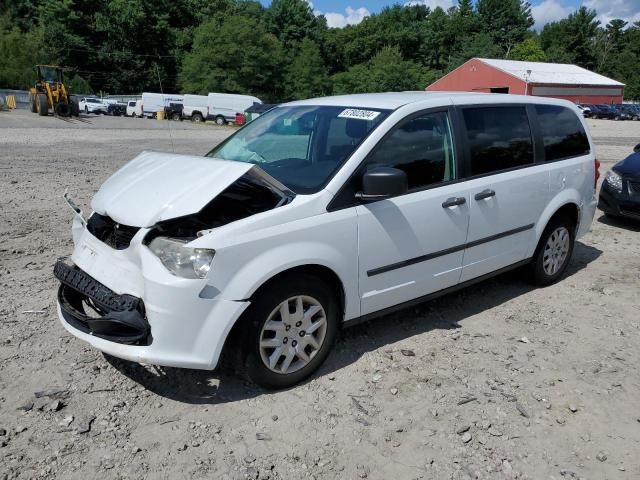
215,115 -> 226,125
528,215 -> 575,286
191,112 -> 203,123
242,274 -> 339,389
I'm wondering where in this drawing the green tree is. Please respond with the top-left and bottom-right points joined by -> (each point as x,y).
510,37 -> 546,61
263,0 -> 323,48
286,38 -> 329,100
447,32 -> 503,70
179,15 -> 284,101
541,7 -> 599,69
477,0 -> 534,55
0,18 -> 46,89
67,74 -> 93,94
332,46 -> 430,95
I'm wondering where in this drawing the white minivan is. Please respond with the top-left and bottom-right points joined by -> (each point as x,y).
55,93 -> 598,388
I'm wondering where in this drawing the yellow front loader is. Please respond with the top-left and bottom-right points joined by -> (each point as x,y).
28,65 -> 79,117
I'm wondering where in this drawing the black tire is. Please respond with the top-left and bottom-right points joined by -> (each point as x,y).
241,274 -> 340,389
215,115 -> 226,125
191,112 -> 203,123
171,112 -> 181,121
84,106 -> 89,114
70,98 -> 79,117
30,94 -> 37,113
55,102 -> 71,117
527,215 -> 575,286
37,93 -> 48,116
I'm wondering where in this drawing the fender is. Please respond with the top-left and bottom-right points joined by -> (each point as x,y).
222,241 -> 358,319
534,188 -> 582,254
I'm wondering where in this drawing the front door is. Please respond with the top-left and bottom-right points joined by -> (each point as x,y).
355,110 -> 471,315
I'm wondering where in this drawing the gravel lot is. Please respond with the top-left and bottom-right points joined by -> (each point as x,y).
1,109 -> 639,480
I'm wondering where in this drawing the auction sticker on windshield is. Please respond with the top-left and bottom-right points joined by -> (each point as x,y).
338,109 -> 381,121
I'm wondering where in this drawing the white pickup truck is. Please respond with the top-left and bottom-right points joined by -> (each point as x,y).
182,94 -> 209,122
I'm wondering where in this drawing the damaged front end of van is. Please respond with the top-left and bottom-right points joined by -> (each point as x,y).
54,151 -> 293,369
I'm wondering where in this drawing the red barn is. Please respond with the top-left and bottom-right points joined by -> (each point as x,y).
427,58 -> 624,104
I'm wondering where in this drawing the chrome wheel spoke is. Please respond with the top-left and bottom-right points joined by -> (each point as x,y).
303,304 -> 322,324
268,346 -> 284,370
296,345 -> 311,363
280,348 -> 296,373
260,338 -> 281,348
279,303 -> 291,323
306,318 -> 325,334
304,334 -> 320,350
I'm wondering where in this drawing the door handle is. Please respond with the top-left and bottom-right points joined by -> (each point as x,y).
474,189 -> 496,201
442,196 -> 466,208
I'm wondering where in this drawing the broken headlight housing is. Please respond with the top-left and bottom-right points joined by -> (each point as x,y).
148,237 -> 215,279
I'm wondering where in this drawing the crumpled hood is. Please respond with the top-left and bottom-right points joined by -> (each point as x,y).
91,151 -> 254,227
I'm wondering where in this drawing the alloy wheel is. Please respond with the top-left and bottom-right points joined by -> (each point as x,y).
542,226 -> 570,276
259,295 -> 328,374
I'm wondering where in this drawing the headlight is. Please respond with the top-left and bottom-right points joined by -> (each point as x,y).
148,237 -> 215,279
604,170 -> 623,192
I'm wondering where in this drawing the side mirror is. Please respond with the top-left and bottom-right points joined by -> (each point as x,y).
356,167 -> 408,202
634,143 -> 640,153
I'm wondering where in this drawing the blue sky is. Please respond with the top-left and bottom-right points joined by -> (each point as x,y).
260,1 -> 640,29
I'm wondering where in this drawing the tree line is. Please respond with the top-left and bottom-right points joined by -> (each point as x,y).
1,0 -> 639,101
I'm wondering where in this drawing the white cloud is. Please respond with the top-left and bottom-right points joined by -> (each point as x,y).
404,0 -> 454,10
531,0 -> 573,29
583,0 -> 640,26
321,6 -> 371,28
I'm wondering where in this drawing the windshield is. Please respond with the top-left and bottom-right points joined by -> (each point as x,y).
39,67 -> 62,83
206,105 -> 390,193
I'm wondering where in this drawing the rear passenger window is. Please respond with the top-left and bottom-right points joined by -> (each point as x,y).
463,106 -> 533,176
535,105 -> 590,161
366,111 -> 456,190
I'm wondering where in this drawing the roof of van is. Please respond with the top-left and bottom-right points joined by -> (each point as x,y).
286,91 -> 571,110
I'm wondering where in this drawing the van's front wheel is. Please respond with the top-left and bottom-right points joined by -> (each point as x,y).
528,216 -> 575,286
242,275 -> 339,389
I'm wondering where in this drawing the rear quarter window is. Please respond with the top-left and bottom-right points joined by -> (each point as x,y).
535,105 -> 590,161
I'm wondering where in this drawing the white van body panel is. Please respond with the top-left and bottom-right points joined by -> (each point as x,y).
126,100 -> 142,117
56,92 -> 597,371
207,93 -> 262,122
141,92 -> 184,118
183,94 -> 209,119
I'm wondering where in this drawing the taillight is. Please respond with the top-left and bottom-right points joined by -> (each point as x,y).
594,158 -> 600,189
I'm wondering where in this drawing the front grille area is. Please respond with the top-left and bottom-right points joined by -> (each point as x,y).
629,181 -> 640,195
620,206 -> 640,218
87,213 -> 139,250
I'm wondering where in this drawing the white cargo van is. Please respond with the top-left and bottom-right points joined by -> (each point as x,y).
126,100 -> 142,118
56,92 -> 598,389
182,94 -> 209,122
207,93 -> 262,125
141,92 -> 184,118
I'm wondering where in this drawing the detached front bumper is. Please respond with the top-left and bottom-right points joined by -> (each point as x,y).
54,217 -> 250,370
55,259 -> 150,344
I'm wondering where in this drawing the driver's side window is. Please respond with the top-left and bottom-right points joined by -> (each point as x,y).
366,111 -> 456,190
